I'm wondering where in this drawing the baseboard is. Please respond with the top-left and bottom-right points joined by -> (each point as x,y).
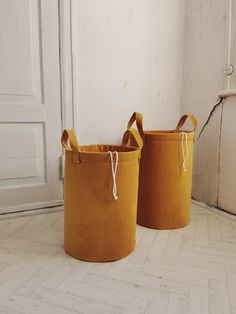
0,200 -> 64,216
192,199 -> 236,221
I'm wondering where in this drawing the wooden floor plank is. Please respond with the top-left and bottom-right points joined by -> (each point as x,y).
0,203 -> 235,314
59,279 -> 147,313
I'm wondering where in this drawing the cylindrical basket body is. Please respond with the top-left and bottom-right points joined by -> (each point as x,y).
123,113 -> 197,230
62,130 -> 142,262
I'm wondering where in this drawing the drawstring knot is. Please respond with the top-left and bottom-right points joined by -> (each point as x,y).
108,151 -> 119,200
181,132 -> 189,172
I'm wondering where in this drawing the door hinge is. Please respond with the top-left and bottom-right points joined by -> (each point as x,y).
59,155 -> 65,180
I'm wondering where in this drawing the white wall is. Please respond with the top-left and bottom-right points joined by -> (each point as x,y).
181,0 -> 228,206
71,0 -> 185,144
182,0 -> 236,214
66,0 -> 236,214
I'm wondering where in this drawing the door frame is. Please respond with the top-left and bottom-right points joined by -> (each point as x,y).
59,0 -> 77,131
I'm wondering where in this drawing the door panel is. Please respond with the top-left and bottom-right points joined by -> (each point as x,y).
0,0 -> 63,213
0,0 -> 43,103
218,97 -> 236,214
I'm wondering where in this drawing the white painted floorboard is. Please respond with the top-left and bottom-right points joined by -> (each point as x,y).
0,202 -> 236,313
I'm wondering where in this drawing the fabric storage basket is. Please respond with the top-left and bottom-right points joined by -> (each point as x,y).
122,112 -> 197,229
61,129 -> 143,262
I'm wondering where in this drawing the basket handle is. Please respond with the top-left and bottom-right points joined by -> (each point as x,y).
61,129 -> 79,151
126,112 -> 145,140
122,128 -> 144,150
175,114 -> 197,132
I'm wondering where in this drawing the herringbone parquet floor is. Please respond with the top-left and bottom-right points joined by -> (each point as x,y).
0,202 -> 236,314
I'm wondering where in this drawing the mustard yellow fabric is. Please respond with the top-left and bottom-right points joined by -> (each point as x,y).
122,113 -> 197,230
61,129 -> 142,262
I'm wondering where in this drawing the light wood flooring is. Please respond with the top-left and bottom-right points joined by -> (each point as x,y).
0,201 -> 236,314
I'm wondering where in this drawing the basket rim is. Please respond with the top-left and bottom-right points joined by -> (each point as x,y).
144,129 -> 195,135
65,143 -> 140,154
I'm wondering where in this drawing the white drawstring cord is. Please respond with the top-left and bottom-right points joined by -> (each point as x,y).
181,132 -> 189,172
108,151 -> 119,200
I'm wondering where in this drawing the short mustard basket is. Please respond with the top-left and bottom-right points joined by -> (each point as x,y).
61,129 -> 143,262
122,112 -> 197,230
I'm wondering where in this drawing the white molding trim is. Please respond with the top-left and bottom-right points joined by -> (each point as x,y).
225,0 -> 236,91
59,0 -> 75,130
218,89 -> 236,97
0,200 -> 63,215
192,199 -> 236,220
0,205 -> 63,220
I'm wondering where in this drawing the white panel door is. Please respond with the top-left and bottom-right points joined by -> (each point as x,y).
0,0 -> 63,213
218,97 -> 236,215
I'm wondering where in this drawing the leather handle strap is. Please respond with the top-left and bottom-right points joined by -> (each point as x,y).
122,128 -> 144,150
127,112 -> 144,139
61,129 -> 79,152
175,114 -> 197,132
